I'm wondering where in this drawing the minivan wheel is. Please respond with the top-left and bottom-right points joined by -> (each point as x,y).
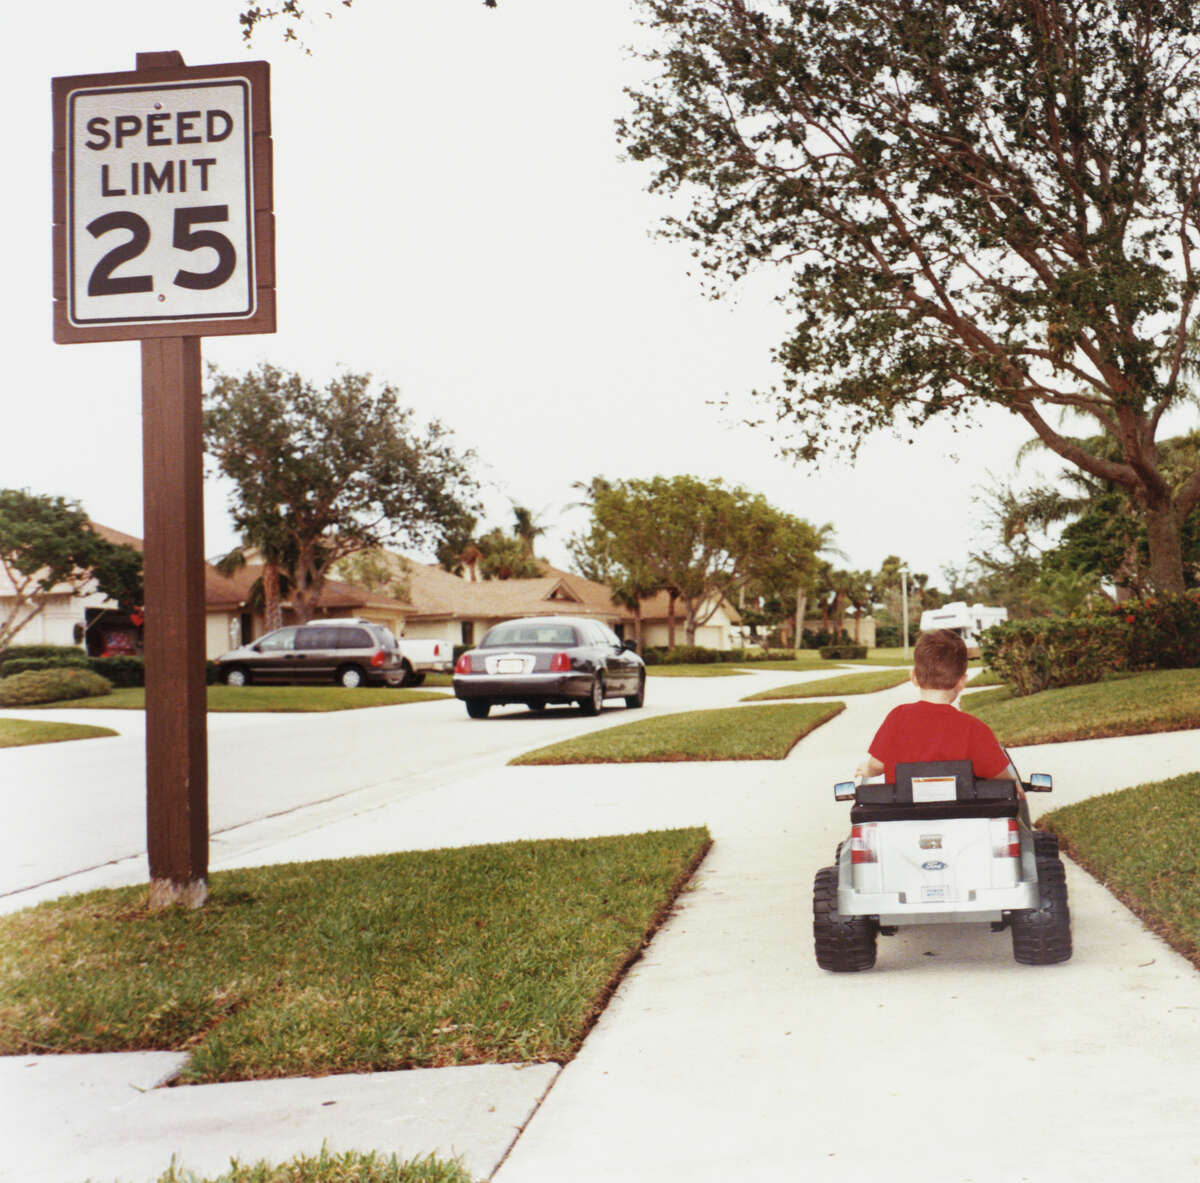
224,667 -> 250,687
337,665 -> 365,689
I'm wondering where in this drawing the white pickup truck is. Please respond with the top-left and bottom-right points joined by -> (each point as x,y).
391,633 -> 453,685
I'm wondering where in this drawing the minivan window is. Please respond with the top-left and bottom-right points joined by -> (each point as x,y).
257,627 -> 298,652
336,628 -> 372,649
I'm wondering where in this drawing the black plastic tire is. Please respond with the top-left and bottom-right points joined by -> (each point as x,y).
1011,853 -> 1072,965
1033,831 -> 1060,858
625,672 -> 646,709
466,700 -> 491,719
813,865 -> 877,972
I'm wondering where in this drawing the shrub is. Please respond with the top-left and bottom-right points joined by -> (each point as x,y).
0,667 -> 113,706
981,617 -> 1130,697
1114,591 -> 1200,670
819,645 -> 868,660
87,655 -> 145,688
0,654 -> 92,678
0,644 -> 87,662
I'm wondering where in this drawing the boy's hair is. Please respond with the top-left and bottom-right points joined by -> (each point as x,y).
912,629 -> 968,690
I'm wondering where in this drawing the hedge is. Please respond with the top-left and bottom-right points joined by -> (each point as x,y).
0,667 -> 113,706
819,645 -> 868,660
1115,591 -> 1200,670
640,645 -> 796,666
980,617 -> 1130,697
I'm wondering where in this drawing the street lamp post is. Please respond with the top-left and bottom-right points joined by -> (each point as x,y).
901,566 -> 910,659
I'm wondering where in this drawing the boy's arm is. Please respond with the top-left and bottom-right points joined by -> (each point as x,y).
855,754 -> 885,780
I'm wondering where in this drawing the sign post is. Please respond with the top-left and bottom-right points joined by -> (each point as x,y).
52,51 -> 274,908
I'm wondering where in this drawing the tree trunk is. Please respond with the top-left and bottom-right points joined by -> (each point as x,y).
794,587 -> 807,649
1142,498 -> 1187,594
262,562 -> 283,632
634,600 -> 643,649
667,589 -> 678,649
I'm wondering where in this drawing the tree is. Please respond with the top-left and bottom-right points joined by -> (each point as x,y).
238,1 -> 495,48
0,490 -> 143,653
510,504 -> 549,558
622,0 -> 1200,593
585,475 -> 806,647
205,365 -> 478,623
475,528 -> 542,580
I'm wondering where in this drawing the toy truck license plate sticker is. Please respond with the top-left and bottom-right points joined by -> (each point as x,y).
920,885 -> 948,903
65,79 -> 255,325
912,775 -> 957,803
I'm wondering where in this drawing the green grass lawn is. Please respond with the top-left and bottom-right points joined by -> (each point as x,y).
27,685 -> 448,712
0,830 -> 709,1082
1040,772 -> 1200,970
645,664 -> 750,678
0,718 -> 118,748
511,701 -> 844,765
963,668 -> 1200,745
741,668 -> 911,701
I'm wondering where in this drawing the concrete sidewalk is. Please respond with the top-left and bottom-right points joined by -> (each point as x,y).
4,684 -> 1200,1182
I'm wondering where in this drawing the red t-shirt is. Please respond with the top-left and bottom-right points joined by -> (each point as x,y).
868,701 -> 1009,783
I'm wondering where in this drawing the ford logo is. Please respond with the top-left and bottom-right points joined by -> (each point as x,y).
921,860 -> 948,872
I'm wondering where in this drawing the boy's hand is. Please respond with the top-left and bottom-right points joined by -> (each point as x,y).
856,755 -> 885,780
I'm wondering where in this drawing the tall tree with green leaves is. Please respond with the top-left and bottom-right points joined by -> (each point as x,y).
0,490 -> 142,653
586,475 -> 811,646
205,365 -> 478,623
621,0 -> 1200,593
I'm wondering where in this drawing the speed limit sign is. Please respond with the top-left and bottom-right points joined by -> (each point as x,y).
52,59 -> 274,342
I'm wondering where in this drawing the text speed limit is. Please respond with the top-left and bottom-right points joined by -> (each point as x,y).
65,78 -> 256,327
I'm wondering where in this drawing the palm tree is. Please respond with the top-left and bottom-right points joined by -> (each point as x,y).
511,503 -> 549,558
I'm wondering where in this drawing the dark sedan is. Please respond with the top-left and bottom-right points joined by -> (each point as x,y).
452,615 -> 646,719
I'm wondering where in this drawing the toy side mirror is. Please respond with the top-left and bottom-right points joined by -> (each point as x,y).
1026,772 -> 1053,792
834,781 -> 857,802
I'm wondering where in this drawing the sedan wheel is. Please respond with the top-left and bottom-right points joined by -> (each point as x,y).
578,676 -> 604,716
624,671 -> 646,709
466,700 -> 492,719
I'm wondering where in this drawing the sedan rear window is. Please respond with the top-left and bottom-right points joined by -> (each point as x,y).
482,622 -> 579,647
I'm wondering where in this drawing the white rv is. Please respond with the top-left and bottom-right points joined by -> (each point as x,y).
918,601 -> 1007,649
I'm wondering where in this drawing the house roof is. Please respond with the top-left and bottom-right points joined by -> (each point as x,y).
89,522 -> 247,610
400,558 -> 632,623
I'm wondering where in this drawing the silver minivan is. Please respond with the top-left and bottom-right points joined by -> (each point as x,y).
217,619 -> 408,688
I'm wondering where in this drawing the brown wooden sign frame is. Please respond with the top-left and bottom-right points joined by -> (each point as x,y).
52,57 -> 274,344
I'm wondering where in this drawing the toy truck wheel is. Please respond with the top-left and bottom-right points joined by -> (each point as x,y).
1011,851 -> 1072,965
813,865 -> 877,972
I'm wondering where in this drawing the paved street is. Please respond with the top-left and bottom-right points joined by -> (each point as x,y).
0,668 -> 822,909
2,668 -> 1199,1182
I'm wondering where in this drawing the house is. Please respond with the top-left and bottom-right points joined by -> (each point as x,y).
626,587 -> 743,651
0,523 -> 249,660
384,559 -> 635,649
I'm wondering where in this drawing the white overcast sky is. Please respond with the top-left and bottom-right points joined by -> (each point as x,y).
5,0 -> 1066,587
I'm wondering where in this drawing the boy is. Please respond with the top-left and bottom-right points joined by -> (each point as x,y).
856,629 -> 1018,788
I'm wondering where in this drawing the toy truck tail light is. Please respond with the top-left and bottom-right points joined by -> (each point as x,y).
550,651 -> 572,672
991,817 -> 1020,859
851,823 -> 878,864
454,653 -> 473,675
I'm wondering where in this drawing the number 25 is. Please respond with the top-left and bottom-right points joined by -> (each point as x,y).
87,206 -> 237,296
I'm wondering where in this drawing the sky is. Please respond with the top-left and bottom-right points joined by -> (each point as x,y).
6,0 -> 1066,590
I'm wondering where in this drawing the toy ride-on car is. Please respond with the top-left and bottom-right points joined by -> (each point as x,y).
813,760 -> 1072,971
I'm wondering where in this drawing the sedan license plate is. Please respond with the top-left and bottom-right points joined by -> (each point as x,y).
496,658 -> 526,674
